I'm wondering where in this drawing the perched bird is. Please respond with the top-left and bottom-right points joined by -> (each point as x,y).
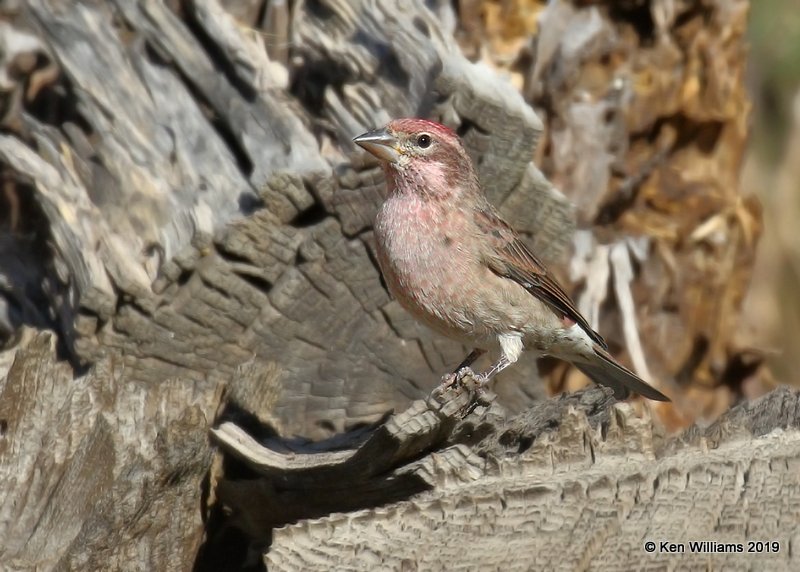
353,118 -> 669,402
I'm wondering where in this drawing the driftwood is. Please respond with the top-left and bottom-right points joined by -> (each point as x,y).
0,0 -> 779,570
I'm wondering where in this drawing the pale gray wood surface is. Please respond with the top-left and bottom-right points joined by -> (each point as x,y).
0,329 -> 214,570
1,0 -> 571,442
262,386 -> 800,571
0,0 -> 775,571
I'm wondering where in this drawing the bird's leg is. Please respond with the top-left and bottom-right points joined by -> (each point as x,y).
474,333 -> 522,386
433,352 -> 506,416
476,355 -> 512,386
453,348 -> 485,373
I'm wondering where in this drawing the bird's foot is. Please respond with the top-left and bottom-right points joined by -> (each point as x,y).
431,367 -> 493,417
439,366 -> 474,387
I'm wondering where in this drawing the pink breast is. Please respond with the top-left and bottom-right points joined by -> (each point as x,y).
375,198 -> 486,336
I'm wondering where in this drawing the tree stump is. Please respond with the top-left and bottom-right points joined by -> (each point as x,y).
0,1 -> 778,570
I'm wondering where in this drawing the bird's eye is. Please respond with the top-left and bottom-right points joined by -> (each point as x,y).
416,134 -> 432,148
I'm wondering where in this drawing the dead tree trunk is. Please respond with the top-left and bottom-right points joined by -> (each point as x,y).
244,384 -> 800,571
0,1 -> 774,571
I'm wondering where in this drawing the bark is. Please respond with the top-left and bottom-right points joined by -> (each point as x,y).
0,0 -> 773,571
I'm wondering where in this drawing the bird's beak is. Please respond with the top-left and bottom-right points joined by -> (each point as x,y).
353,127 -> 401,164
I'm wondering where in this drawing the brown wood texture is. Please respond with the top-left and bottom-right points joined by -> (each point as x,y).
0,329 -> 214,570
0,0 -> 777,571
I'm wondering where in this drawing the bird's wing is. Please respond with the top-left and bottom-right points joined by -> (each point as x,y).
474,206 -> 609,350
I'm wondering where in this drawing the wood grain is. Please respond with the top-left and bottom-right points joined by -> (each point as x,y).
263,387 -> 800,570
0,0 -> 772,570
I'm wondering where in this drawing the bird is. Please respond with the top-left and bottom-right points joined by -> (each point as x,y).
352,118 -> 669,402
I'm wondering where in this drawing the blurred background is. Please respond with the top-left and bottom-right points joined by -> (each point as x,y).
741,0 -> 800,387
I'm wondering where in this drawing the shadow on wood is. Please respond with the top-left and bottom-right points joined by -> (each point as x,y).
203,374 -> 800,570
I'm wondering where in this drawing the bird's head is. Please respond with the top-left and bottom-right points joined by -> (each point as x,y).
353,118 -> 479,199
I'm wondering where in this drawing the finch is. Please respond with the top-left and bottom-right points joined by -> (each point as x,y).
353,118 -> 669,402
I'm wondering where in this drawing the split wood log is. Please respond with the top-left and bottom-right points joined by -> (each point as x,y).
2,328 -> 797,570
206,375 -> 800,571
0,329 -> 214,570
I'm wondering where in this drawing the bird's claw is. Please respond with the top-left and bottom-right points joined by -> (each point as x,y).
441,366 -> 473,386
431,367 -> 493,418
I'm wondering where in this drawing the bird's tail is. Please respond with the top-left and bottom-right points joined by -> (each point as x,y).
573,345 -> 670,402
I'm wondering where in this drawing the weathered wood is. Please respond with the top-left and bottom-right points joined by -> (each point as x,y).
1,0 -> 573,442
260,386 -> 800,570
0,329 -> 216,570
3,328 -> 791,571
0,0 -> 774,571
208,376 -> 589,538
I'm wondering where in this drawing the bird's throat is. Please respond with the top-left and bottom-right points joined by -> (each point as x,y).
387,162 -> 456,202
